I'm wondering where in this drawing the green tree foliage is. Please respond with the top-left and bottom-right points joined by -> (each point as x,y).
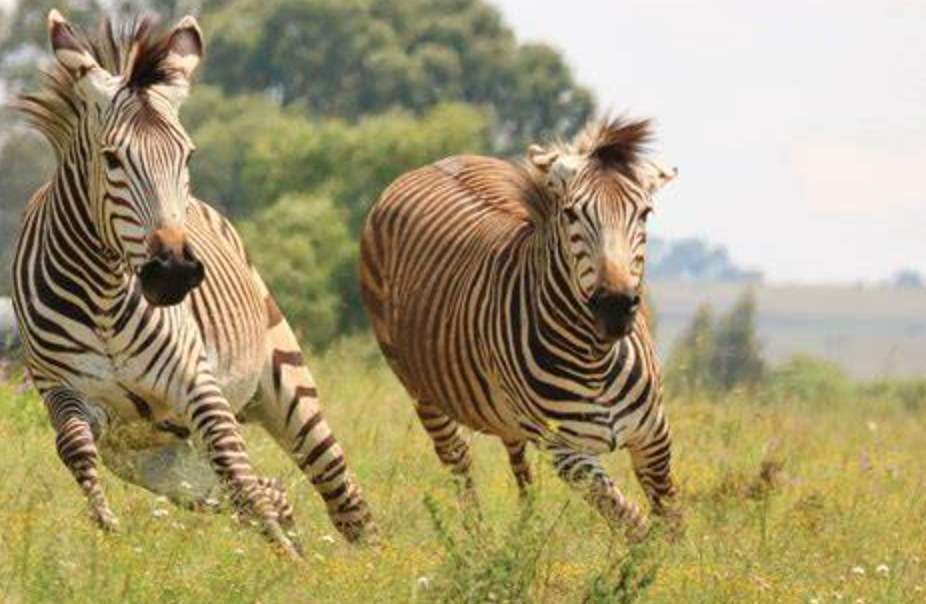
0,126 -> 55,294
666,291 -> 766,395
665,304 -> 716,394
229,102 -> 489,338
711,291 -> 765,391
0,0 -> 592,345
237,193 -> 351,350
200,0 -> 593,150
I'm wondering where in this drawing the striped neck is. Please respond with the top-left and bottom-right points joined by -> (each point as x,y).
44,140 -> 132,307
523,224 -> 618,364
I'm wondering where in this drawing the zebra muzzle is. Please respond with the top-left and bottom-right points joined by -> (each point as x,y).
138,241 -> 205,307
589,288 -> 639,340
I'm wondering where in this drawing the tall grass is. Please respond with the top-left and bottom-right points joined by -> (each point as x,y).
0,337 -> 924,603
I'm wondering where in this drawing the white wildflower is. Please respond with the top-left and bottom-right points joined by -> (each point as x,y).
851,565 -> 866,576
875,564 -> 889,576
152,508 -> 169,519
180,481 -> 193,490
416,576 -> 431,590
233,547 -> 246,556
320,534 -> 336,544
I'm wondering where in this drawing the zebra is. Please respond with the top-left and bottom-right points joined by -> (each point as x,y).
360,117 -> 678,535
11,11 -> 376,556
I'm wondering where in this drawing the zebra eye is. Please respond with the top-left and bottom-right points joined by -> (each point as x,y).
102,150 -> 122,171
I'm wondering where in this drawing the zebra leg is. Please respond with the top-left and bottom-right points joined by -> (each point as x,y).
550,448 -> 647,539
253,320 -> 376,544
503,438 -> 533,498
43,387 -> 119,531
178,368 -> 299,559
415,401 -> 479,510
628,411 -> 680,523
254,476 -> 295,530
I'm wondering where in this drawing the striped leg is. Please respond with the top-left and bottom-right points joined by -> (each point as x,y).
254,320 -> 376,543
43,387 -> 119,531
503,438 -> 534,498
180,362 -> 299,558
415,401 -> 478,509
255,476 -> 295,530
628,410 -> 679,521
550,448 -> 647,539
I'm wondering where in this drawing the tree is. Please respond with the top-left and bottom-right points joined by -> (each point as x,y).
665,304 -> 716,393
200,0 -> 593,150
710,291 -> 765,391
0,126 -> 55,295
237,193 -> 352,350
665,291 -> 766,395
892,269 -> 923,289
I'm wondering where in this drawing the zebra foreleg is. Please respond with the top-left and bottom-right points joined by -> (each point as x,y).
550,448 -> 648,540
502,438 -> 534,498
254,320 -> 377,544
628,413 -> 681,529
43,387 -> 119,531
177,366 -> 300,559
415,401 -> 480,513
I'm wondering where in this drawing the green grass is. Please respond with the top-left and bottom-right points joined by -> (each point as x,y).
1,338 -> 925,603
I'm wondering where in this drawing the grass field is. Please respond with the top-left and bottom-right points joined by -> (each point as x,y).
1,338 -> 925,604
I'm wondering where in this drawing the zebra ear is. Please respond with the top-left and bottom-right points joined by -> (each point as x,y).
48,10 -> 101,77
528,145 -> 559,173
166,16 -> 203,82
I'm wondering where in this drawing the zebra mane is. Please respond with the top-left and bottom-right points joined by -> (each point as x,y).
13,17 -> 185,159
516,117 -> 655,221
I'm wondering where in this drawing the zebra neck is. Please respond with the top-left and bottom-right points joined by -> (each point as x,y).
524,231 -> 616,365
43,155 -> 131,309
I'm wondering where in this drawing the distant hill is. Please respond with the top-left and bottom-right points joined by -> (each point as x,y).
649,237 -> 762,283
649,281 -> 926,380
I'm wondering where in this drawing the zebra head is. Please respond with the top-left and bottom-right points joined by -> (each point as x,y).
47,11 -> 204,307
529,119 -> 676,340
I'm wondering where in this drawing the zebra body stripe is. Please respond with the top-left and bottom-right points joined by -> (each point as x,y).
361,122 -> 680,533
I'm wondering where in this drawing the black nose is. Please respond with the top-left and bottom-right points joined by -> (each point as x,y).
138,245 -> 205,307
589,288 -> 640,339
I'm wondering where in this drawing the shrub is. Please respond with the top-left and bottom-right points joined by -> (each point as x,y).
763,354 -> 853,405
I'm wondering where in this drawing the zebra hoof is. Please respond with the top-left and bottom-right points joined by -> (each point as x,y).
93,509 -> 121,532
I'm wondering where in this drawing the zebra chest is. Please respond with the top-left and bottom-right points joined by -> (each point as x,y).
498,367 -> 645,455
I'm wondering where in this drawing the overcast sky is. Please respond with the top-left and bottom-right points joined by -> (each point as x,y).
491,0 -> 926,284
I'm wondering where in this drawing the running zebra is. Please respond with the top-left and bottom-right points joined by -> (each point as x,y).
12,11 -> 375,556
360,118 -> 678,535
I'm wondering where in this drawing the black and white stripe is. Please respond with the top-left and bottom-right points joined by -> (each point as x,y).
360,118 -> 678,534
12,12 -> 375,556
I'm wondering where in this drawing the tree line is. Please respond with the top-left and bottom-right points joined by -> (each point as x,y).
0,0 -> 595,348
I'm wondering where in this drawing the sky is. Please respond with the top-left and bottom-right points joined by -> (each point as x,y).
490,0 -> 926,284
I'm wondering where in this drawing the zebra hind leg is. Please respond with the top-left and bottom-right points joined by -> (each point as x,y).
502,438 -> 534,499
550,448 -> 648,541
254,314 -> 377,544
415,401 -> 480,513
43,388 -> 119,531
